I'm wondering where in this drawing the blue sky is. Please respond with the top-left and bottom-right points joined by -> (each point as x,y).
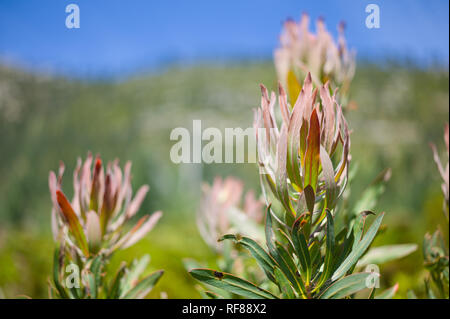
0,0 -> 448,77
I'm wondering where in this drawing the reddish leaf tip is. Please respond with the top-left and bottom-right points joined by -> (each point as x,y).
95,158 -> 102,170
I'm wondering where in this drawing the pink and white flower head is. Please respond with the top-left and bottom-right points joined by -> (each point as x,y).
48,152 -> 162,258
197,176 -> 264,252
254,73 -> 350,224
274,13 -> 356,106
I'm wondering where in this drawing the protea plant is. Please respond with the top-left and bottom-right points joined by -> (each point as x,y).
190,75 -> 391,299
197,176 -> 264,253
421,124 -> 449,299
254,73 -> 349,227
48,152 -> 163,299
184,176 -> 267,298
274,13 -> 355,107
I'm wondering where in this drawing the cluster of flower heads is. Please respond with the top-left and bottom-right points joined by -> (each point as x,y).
49,152 -> 162,258
197,176 -> 264,252
196,13 -> 354,248
274,13 -> 355,105
253,73 -> 350,223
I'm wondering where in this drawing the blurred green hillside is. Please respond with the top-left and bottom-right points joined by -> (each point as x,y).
0,61 -> 448,298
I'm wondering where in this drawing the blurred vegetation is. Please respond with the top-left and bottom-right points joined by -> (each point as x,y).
0,61 -> 448,298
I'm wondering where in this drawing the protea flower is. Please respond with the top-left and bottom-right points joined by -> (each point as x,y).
274,13 -> 355,106
48,152 -> 162,258
253,73 -> 350,226
197,176 -> 264,252
430,123 -> 449,216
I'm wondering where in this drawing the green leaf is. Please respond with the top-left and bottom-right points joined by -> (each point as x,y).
309,238 -> 321,276
270,239 -> 304,296
266,209 -> 306,297
265,206 -> 276,253
220,234 -> 276,282
90,255 -> 103,296
352,211 -> 375,250
189,269 -> 277,299
375,283 -> 399,299
332,212 -> 384,281
108,263 -> 127,299
357,244 -> 418,267
52,247 -> 69,299
85,271 -> 97,299
320,272 -> 373,299
84,256 -> 103,299
121,254 -> 151,294
304,185 -> 316,216
315,210 -> 335,290
274,267 -> 296,299
262,174 -> 278,208
69,285 -> 81,299
368,287 -> 376,299
204,291 -> 223,299
295,191 -> 308,216
275,241 -> 306,296
291,229 -> 311,283
275,241 -> 298,276
320,146 -> 338,209
122,270 -> 164,299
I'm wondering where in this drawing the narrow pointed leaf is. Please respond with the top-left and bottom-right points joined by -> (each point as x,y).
52,247 -> 69,299
220,234 -> 276,282
332,213 -> 385,281
357,244 -> 418,267
89,255 -> 103,297
108,263 -> 127,299
320,145 -> 338,209
189,269 -> 277,299
265,206 -> 276,253
375,283 -> 399,299
304,185 -> 315,215
122,270 -> 164,299
204,291 -> 223,299
315,210 -> 335,290
320,272 -> 373,299
275,241 -> 307,297
56,190 -> 89,257
292,229 -> 311,283
274,267 -> 296,299
265,208 -> 305,297
122,255 -> 151,293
